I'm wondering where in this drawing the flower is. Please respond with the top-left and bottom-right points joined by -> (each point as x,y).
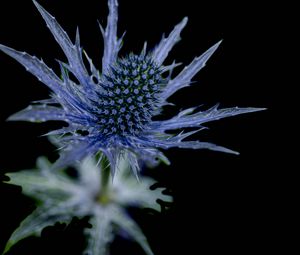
0,0 -> 264,177
4,156 -> 171,255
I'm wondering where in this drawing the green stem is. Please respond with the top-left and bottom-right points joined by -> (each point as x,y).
101,163 -> 110,192
98,155 -> 111,205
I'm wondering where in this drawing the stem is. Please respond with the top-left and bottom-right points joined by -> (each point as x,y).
101,163 -> 111,192
98,155 -> 111,205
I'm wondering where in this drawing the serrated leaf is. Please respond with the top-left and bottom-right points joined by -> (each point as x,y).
6,168 -> 77,201
3,205 -> 72,254
112,208 -> 154,255
3,155 -> 172,255
84,207 -> 113,255
114,176 -> 172,212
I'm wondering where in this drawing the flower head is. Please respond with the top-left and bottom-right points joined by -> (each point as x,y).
0,0 -> 264,177
94,53 -> 167,136
4,156 -> 171,255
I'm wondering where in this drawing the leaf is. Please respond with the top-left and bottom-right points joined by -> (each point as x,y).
32,0 -> 89,87
112,208 -> 154,255
132,135 -> 239,155
6,167 -> 77,200
151,105 -> 266,130
84,207 -> 113,255
3,205 -> 72,254
100,0 -> 121,73
114,175 -> 172,212
161,40 -> 222,100
152,17 -> 188,65
7,105 -> 66,122
0,44 -> 64,95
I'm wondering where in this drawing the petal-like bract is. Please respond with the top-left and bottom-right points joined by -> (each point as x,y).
0,0 -> 265,177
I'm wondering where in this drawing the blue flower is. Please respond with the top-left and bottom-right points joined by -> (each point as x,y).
0,0 -> 264,177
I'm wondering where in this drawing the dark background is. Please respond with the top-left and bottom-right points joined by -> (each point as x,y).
0,0 -> 288,254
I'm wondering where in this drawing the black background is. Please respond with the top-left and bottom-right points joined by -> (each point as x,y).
0,0 -> 288,254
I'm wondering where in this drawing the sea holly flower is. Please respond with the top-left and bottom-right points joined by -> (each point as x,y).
0,0 -> 264,177
3,156 -> 171,255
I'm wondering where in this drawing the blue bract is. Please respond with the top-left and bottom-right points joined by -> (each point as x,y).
0,0 -> 263,178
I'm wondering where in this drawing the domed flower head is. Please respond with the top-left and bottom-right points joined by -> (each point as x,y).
0,0 -> 263,177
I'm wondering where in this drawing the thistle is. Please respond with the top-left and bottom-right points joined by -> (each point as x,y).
0,0 -> 264,177
4,156 -> 171,255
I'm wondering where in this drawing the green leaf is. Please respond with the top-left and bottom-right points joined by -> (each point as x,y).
5,158 -> 78,201
112,208 -> 154,255
113,176 -> 173,212
84,207 -> 113,255
3,205 -> 72,254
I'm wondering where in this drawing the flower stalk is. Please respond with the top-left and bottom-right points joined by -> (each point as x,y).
99,155 -> 112,205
